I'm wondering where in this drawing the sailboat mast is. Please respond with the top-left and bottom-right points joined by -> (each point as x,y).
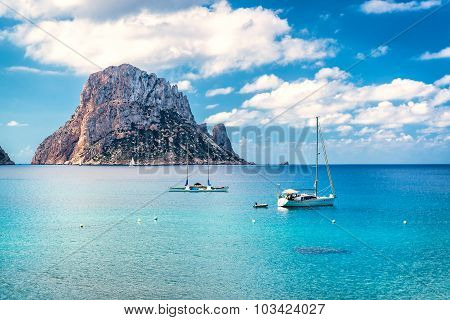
315,116 -> 319,197
185,143 -> 189,186
207,143 -> 210,186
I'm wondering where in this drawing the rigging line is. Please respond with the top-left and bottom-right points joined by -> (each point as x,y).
319,123 -> 336,195
0,0 -> 103,71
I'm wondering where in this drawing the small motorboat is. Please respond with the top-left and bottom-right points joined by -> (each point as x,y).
253,203 -> 268,208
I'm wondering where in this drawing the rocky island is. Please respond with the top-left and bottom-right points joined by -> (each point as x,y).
32,64 -> 247,165
0,145 -> 14,165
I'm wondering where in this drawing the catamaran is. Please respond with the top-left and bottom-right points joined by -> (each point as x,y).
169,144 -> 229,192
277,117 -> 336,207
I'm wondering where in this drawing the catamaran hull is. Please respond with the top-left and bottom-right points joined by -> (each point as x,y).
277,196 -> 335,207
169,187 -> 229,193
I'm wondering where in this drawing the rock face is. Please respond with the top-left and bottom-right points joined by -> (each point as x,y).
0,145 -> 14,165
32,64 -> 246,165
212,124 -> 233,153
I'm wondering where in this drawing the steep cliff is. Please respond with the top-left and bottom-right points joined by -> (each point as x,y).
0,145 -> 14,165
212,123 -> 233,153
32,64 -> 246,165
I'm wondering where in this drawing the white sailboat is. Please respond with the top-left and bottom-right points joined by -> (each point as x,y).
129,157 -> 136,167
277,117 -> 336,207
169,143 -> 229,192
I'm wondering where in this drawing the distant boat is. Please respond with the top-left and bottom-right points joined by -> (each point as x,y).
253,203 -> 268,208
169,143 -> 229,192
78,160 -> 82,166
129,158 -> 135,167
277,117 -> 336,207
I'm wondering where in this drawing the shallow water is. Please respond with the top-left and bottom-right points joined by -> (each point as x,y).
0,165 -> 449,299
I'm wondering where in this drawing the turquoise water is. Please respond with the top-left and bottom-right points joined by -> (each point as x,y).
0,165 -> 449,299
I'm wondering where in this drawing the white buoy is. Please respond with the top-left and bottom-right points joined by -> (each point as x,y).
137,218 -> 142,224
403,220 -> 408,225
331,219 -> 336,224
252,219 -> 256,224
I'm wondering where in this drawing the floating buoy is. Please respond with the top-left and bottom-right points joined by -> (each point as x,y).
153,216 -> 158,221
252,219 -> 256,224
137,218 -> 142,224
331,219 -> 336,224
80,224 -> 84,228
403,220 -> 408,225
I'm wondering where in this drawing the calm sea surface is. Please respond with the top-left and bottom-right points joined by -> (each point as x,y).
0,165 -> 449,299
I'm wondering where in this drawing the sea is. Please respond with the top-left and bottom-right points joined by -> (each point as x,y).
0,164 -> 449,299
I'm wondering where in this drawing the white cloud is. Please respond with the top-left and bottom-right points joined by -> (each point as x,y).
5,65 -> 64,75
371,129 -> 413,142
341,78 -> 436,102
428,111 -> 450,128
336,125 -> 353,135
205,86 -> 234,97
0,0 -> 211,20
370,45 -> 389,57
279,36 -> 336,63
2,1 -> 337,77
204,68 -> 450,138
204,108 -> 265,126
356,126 -> 376,136
6,120 -> 28,127
434,75 -> 450,87
239,74 -> 284,93
206,103 -> 219,109
314,67 -> 349,80
175,80 -> 194,92
352,101 -> 432,128
361,0 -> 441,14
419,46 -> 450,60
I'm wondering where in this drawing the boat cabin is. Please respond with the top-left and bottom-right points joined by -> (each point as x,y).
280,189 -> 317,201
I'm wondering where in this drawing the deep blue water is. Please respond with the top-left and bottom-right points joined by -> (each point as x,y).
0,165 -> 449,299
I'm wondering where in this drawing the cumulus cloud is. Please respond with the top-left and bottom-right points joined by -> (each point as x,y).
0,0 -> 212,20
279,36 -> 336,63
434,75 -> 450,87
1,1 -> 337,76
314,67 -> 349,80
356,126 -> 376,136
205,86 -> 234,97
204,67 -> 450,139
419,46 -> 450,60
6,65 -> 64,75
361,0 -> 441,14
6,120 -> 28,127
204,108 -> 265,126
239,74 -> 284,93
175,80 -> 194,92
336,125 -> 353,135
341,78 -> 436,102
352,101 -> 432,128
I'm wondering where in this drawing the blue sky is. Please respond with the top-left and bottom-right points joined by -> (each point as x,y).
0,0 -> 449,164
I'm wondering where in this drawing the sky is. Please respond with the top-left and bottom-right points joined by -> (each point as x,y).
0,0 -> 449,164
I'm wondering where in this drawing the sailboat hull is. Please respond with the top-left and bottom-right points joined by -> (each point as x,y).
277,196 -> 335,207
169,187 -> 229,192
